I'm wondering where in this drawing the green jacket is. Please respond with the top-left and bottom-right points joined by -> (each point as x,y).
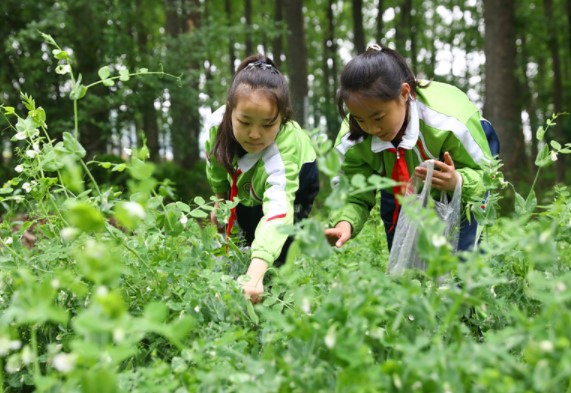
330,81 -> 493,237
205,106 -> 317,264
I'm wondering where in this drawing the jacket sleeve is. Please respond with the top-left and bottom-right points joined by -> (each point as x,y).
329,138 -> 377,237
204,124 -> 231,195
250,145 -> 299,264
443,112 -> 493,202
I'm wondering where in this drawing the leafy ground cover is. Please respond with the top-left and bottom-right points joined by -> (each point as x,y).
1,34 -> 571,393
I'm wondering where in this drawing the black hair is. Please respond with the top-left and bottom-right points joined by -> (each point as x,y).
211,54 -> 293,175
337,45 -> 429,140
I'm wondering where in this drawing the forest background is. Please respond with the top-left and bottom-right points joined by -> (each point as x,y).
1,0 -> 570,204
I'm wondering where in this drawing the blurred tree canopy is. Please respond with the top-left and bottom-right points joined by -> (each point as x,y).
1,0 -> 570,192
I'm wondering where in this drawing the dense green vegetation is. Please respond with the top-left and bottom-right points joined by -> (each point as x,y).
1,31 -> 571,392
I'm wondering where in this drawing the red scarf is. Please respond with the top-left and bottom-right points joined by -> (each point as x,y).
226,169 -> 242,249
386,147 -> 410,233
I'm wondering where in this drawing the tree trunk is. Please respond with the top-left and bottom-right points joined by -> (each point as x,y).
284,0 -> 309,127
395,0 -> 412,54
273,0 -> 284,68
543,0 -> 565,183
245,0 -> 253,56
352,0 -> 366,54
225,0 -> 237,74
483,0 -> 526,182
135,0 -> 160,162
376,0 -> 384,41
324,0 -> 340,139
165,0 -> 202,168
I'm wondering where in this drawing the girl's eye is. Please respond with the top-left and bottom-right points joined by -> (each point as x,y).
374,118 -> 382,122
238,120 -> 250,126
263,123 -> 276,128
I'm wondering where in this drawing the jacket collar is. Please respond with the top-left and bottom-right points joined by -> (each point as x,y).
371,98 -> 419,153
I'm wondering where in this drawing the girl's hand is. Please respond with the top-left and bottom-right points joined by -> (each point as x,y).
414,152 -> 462,192
325,221 -> 352,248
241,258 -> 268,304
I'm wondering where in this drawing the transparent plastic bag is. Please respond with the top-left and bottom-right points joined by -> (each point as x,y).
387,160 -> 462,275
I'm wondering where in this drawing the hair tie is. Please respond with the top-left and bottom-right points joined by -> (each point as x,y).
244,61 -> 278,73
366,43 -> 382,52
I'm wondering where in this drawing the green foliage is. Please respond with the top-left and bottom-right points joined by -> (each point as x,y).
1,32 -> 571,393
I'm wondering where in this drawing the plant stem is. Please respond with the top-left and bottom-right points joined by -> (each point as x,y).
80,160 -> 102,197
30,325 -> 42,385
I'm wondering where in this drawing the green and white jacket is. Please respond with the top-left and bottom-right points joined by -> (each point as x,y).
330,81 -> 493,237
205,106 -> 317,264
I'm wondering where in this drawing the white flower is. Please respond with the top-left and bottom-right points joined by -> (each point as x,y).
539,340 -> 554,352
123,148 -> 132,156
14,131 -> 27,140
4,237 -> 13,245
194,305 -> 200,313
5,355 -> 21,373
555,282 -> 566,292
52,353 -> 76,373
123,201 -> 146,219
431,234 -> 447,247
14,165 -> 24,173
550,151 -> 558,161
32,142 -> 40,152
301,297 -> 311,314
25,150 -> 37,159
51,279 -> 60,289
408,314 -> 415,321
22,182 -> 32,193
490,286 -> 497,298
60,227 -> 79,242
324,326 -> 336,349
113,328 -> 125,343
96,286 -> 109,297
539,230 -> 550,244
0,337 -> 22,356
21,346 -> 34,365
179,214 -> 188,227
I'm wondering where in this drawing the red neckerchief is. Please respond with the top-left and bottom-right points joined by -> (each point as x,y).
226,168 -> 242,250
386,147 -> 410,233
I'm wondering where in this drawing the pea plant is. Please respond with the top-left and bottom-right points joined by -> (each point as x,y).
0,33 -> 570,393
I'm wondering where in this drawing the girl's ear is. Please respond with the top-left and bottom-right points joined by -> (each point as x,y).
400,83 -> 411,102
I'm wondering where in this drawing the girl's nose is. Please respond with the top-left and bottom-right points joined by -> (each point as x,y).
249,127 -> 262,139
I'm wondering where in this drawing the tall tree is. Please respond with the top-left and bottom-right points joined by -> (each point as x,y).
324,0 -> 340,139
284,0 -> 309,127
543,0 -> 565,182
483,0 -> 526,181
225,0 -> 237,75
352,0 -> 366,54
273,0 -> 284,68
165,0 -> 202,168
376,0 -> 385,41
244,0 -> 254,55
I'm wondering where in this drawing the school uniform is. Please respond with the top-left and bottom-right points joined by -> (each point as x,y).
330,81 -> 498,251
205,106 -> 319,266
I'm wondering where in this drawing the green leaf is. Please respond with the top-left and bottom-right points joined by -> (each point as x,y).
246,301 -> 259,324
52,49 -> 69,60
2,106 -> 16,115
57,131 -> 87,159
550,140 -> 562,150
98,66 -> 111,80
193,196 -> 206,206
128,157 -> 154,180
40,32 -> 58,46
102,79 -> 115,87
70,84 -> 87,101
536,126 -> 546,141
64,201 -> 105,232
138,67 -> 149,73
111,163 -> 127,172
119,68 -> 130,81
534,145 -> 552,168
189,209 -> 208,219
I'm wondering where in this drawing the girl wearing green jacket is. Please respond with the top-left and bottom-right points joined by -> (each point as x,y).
325,44 -> 498,252
206,55 -> 319,303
